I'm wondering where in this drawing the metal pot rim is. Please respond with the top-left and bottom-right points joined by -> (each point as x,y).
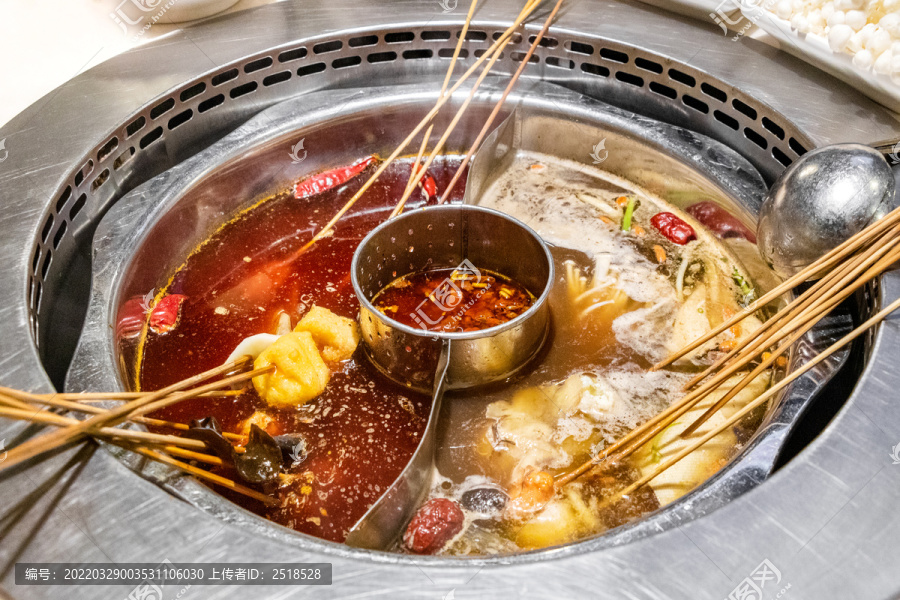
350,203 -> 555,341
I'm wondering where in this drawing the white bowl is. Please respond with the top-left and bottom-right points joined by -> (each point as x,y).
159,0 -> 242,23
751,10 -> 900,114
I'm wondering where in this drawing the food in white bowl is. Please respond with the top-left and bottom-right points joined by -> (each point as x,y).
767,0 -> 899,80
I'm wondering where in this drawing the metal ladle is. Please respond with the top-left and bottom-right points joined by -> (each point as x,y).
758,141 -> 898,279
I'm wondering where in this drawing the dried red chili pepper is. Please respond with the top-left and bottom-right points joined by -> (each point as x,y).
411,162 -> 438,199
403,498 -> 465,554
149,294 -> 186,334
421,175 -> 438,198
650,212 -> 697,245
293,156 -> 377,200
116,297 -> 147,340
686,201 -> 757,243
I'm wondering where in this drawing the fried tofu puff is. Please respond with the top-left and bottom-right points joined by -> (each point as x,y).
294,305 -> 360,363
253,331 -> 330,406
250,307 -> 360,407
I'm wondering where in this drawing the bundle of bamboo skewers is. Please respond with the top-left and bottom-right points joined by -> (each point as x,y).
0,0 -> 898,515
0,358 -> 276,506
554,206 -> 900,500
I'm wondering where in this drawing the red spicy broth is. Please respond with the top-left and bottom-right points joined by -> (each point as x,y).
137,156 -> 467,542
372,267 -> 534,332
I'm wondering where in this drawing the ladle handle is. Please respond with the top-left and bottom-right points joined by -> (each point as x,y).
872,139 -> 900,167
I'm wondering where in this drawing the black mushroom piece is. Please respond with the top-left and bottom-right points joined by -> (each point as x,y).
187,416 -> 284,484
460,486 -> 509,514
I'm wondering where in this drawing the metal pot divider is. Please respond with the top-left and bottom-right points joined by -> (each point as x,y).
347,203 -> 553,549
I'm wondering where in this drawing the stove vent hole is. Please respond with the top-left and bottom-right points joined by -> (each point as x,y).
113,147 -> 135,170
139,126 -> 163,149
150,98 -> 175,120
53,221 -> 67,250
97,137 -> 119,163
714,110 -> 740,131
168,109 -> 193,130
211,68 -> 239,86
244,56 -> 274,73
313,41 -> 342,55
744,127 -> 768,149
701,82 -> 728,102
385,31 -> 415,44
349,35 -> 379,47
683,95 -> 710,114
421,31 -> 451,42
369,52 -> 398,63
668,68 -> 696,87
566,40 -> 594,55
180,82 -> 206,102
263,71 -> 293,86
278,47 -> 308,63
297,63 -> 327,77
198,94 -> 225,113
229,82 -> 258,98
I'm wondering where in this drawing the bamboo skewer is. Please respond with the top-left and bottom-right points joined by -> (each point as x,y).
388,18 -> 523,217
0,382 -> 268,504
293,0 -> 545,257
128,445 -> 275,506
0,404 -> 225,467
557,225 -> 900,487
682,225 -> 900,391
34,390 -> 245,401
0,358 -> 261,472
0,379 -> 271,505
391,0 -> 563,217
652,206 -> 900,371
441,0 -> 566,202
152,445 -> 225,467
390,0 -> 545,218
677,241 -> 900,414
0,405 -> 210,451
401,0 -> 479,203
679,243 -> 900,437
611,295 -> 900,504
0,387 -> 245,441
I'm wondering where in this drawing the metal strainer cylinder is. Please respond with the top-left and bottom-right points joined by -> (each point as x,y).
351,204 -> 553,391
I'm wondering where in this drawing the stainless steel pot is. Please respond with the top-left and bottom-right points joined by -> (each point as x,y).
62,79 -> 848,560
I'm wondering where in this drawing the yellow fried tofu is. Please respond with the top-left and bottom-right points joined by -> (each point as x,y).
294,305 -> 360,363
253,331 -> 330,406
